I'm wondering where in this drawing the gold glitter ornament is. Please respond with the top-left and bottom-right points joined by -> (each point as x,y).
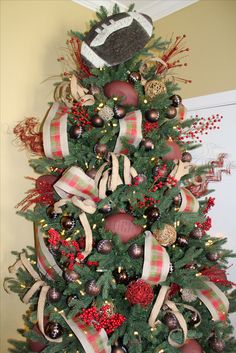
145,80 -> 166,99
153,224 -> 176,246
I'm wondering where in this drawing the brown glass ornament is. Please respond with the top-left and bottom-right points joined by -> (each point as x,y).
67,294 -> 78,305
94,143 -> 108,157
166,106 -> 177,119
190,228 -> 203,239
145,109 -> 160,123
177,236 -> 188,247
47,288 -> 61,303
113,268 -> 130,285
46,206 -> 58,220
86,168 -> 97,179
112,345 -> 128,353
141,138 -> 154,151
97,240 -> 113,254
113,105 -> 126,119
128,244 -> 144,259
206,252 -> 219,261
145,206 -> 161,223
44,322 -> 63,339
128,71 -> 141,84
85,280 -> 101,296
99,203 -> 112,214
64,269 -> 79,282
208,336 -> 225,352
173,193 -> 182,207
188,311 -> 200,327
163,312 -> 178,330
170,94 -> 182,107
48,242 -> 60,256
152,165 -> 168,178
61,216 -> 75,230
169,262 -> 175,273
69,124 -> 83,139
91,115 -> 104,128
181,152 -> 192,163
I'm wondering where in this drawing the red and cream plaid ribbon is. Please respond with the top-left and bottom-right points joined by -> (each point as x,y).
179,187 -> 199,213
196,281 -> 229,321
142,231 -> 170,284
43,102 -> 69,159
62,314 -> 111,353
114,110 -> 143,154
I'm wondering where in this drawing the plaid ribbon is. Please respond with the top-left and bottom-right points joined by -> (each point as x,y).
34,224 -> 62,280
114,110 -> 143,154
62,314 -> 111,353
54,166 -> 100,203
196,281 -> 229,321
43,102 -> 69,158
176,103 -> 187,121
142,231 -> 170,284
179,187 -> 199,212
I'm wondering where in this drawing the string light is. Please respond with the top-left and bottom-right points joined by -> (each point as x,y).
134,331 -> 139,336
93,224 -> 97,230
98,102 -> 104,108
80,290 -> 85,296
144,99 -> 148,104
42,223 -> 48,228
68,333 -> 73,337
113,97 -> 118,101
206,240 -> 214,247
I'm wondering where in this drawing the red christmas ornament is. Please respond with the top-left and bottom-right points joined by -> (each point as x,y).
162,140 -> 182,161
201,266 -> 235,286
125,279 -> 154,307
16,175 -> 58,211
104,80 -> 139,107
180,339 -> 203,353
27,323 -> 48,352
105,213 -> 143,243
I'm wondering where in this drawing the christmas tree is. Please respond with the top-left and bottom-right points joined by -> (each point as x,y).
5,5 -> 236,353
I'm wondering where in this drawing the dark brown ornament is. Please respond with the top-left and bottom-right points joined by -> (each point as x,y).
170,94 -> 182,107
97,240 -> 113,254
173,193 -> 182,207
206,252 -> 219,261
91,115 -> 104,128
67,294 -> 78,305
90,84 -> 102,96
94,143 -> 108,157
85,280 -> 101,296
145,206 -> 161,223
112,345 -> 128,353
48,242 -> 60,256
163,312 -> 178,330
177,236 -> 188,247
47,288 -> 61,303
113,105 -> 126,119
169,262 -> 175,273
46,206 -> 58,220
61,216 -> 75,230
188,311 -> 200,327
64,269 -> 79,282
190,228 -> 203,239
113,268 -> 130,285
181,152 -> 192,163
99,203 -> 112,214
208,336 -> 225,352
86,168 -> 97,179
128,71 -> 141,84
142,138 -> 154,151
145,109 -> 160,123
133,174 -> 147,185
44,322 -> 63,339
152,165 -> 168,178
69,124 -> 83,139
166,106 -> 177,119
128,244 -> 144,259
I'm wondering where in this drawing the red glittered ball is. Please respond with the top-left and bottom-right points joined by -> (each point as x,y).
125,279 -> 154,307
180,339 -> 203,353
162,140 -> 182,161
104,80 -> 139,107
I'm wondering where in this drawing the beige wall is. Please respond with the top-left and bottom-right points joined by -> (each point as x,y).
156,0 -> 236,98
1,0 -> 235,351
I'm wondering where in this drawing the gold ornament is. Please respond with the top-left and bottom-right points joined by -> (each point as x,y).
145,80 -> 167,99
153,224 -> 176,246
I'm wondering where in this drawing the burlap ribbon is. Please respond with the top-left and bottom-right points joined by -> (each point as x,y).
169,160 -> 191,183
53,153 -> 137,258
139,57 -> 168,85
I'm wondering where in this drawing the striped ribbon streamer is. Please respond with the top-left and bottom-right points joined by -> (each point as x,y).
142,231 -> 170,285
114,110 -> 143,154
196,281 -> 229,321
62,314 -> 111,353
34,224 -> 63,280
43,102 -> 69,159
179,187 -> 199,213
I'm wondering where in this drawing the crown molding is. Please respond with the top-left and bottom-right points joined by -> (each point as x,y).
72,0 -> 199,21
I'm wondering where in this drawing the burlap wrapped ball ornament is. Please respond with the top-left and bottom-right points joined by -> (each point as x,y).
153,224 -> 176,246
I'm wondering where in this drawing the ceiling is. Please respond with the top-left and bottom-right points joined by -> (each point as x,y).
72,0 -> 199,21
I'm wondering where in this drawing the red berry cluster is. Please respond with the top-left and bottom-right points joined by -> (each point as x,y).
137,196 -> 160,209
143,121 -> 158,135
201,266 -> 235,286
203,197 -> 215,214
177,114 -> 223,143
125,280 -> 154,307
79,305 -> 126,334
69,102 -> 91,126
195,216 -> 212,232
